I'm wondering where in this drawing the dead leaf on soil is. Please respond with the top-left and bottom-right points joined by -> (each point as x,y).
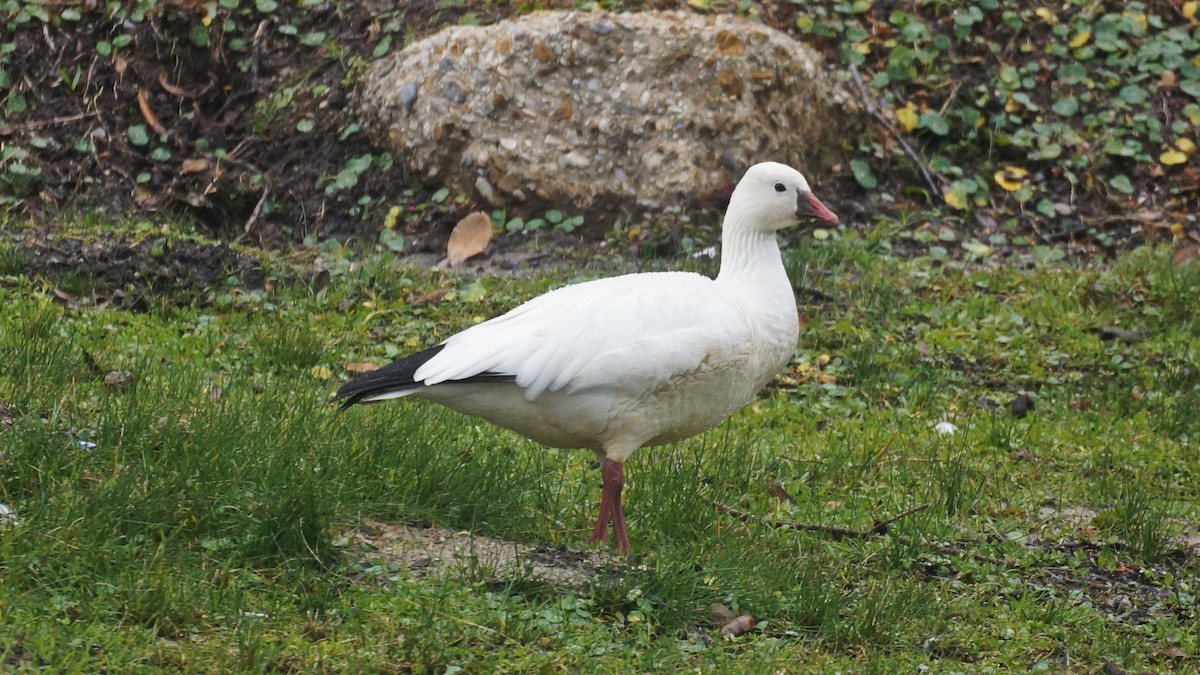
719,614 -> 756,636
1171,244 -> 1199,269
181,158 -> 210,174
345,362 -> 380,374
447,211 -> 493,268
710,604 -> 735,623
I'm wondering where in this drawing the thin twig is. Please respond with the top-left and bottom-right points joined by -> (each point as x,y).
711,499 -> 1020,568
243,184 -> 270,235
136,88 -> 166,135
847,64 -> 943,200
0,111 -> 99,136
713,499 -> 872,539
870,503 -> 930,535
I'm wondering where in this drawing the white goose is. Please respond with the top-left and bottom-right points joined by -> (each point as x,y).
334,162 -> 838,553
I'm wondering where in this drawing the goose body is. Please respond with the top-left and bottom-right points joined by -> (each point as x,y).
334,162 -> 839,552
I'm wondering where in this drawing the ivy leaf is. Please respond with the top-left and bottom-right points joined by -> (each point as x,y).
1051,97 -> 1079,116
849,159 -> 877,189
918,111 -> 949,135
1109,175 -> 1135,194
1118,85 -> 1148,105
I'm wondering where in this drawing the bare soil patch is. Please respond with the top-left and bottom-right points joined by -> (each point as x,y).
343,519 -> 626,590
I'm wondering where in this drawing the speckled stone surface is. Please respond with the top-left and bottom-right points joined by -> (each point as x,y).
358,10 -> 859,221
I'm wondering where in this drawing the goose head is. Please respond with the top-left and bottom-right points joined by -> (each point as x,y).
727,162 -> 840,233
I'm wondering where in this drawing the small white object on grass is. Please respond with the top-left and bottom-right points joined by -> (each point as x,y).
332,162 -> 839,554
0,503 -> 19,528
934,421 -> 959,435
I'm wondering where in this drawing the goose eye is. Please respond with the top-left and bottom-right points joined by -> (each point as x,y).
773,182 -> 786,193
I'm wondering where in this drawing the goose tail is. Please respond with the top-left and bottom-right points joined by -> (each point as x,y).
331,345 -> 446,409
331,344 -> 516,410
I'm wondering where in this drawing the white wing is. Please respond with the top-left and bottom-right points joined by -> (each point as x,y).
413,272 -> 749,401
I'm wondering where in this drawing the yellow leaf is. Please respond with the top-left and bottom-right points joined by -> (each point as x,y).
1160,149 -> 1188,165
1035,7 -> 1057,24
1183,1 -> 1197,19
1068,30 -> 1091,48
944,189 -> 967,210
1176,137 -> 1197,154
1005,97 -> 1019,113
995,166 -> 1027,191
310,365 -> 332,381
895,104 -> 919,132
687,0 -> 710,9
383,205 -> 401,229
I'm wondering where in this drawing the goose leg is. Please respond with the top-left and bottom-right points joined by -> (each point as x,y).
589,459 -> 629,554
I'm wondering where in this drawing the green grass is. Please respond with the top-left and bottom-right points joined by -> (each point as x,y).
1,223 -> 1199,672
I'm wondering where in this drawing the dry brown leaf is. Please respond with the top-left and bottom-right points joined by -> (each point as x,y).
181,158 -> 210,174
406,288 -> 448,306
709,604 -> 735,623
719,615 -> 756,636
447,211 -> 493,267
345,362 -> 381,374
1171,244 -> 1200,269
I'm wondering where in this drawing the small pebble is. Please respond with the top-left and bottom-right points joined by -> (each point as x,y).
444,81 -> 466,104
400,82 -> 419,113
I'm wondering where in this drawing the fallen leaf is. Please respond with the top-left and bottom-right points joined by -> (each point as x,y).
768,483 -> 797,504
406,288 -> 449,306
447,211 -> 493,267
1184,1 -> 1197,19
1176,137 -> 1196,154
710,604 -> 735,623
895,103 -> 919,132
1068,30 -> 1091,49
994,165 -> 1028,191
1172,244 -> 1200,269
1160,149 -> 1188,165
181,158 -> 210,174
345,362 -> 380,374
720,615 -> 756,636
1034,7 -> 1057,23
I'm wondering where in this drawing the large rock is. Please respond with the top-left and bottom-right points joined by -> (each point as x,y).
358,10 -> 858,221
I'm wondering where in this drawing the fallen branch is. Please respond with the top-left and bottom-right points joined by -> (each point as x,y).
711,498 -> 1019,568
847,64 -> 943,200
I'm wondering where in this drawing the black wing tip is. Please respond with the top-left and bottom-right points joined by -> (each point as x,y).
328,344 -> 446,411
330,342 -> 519,411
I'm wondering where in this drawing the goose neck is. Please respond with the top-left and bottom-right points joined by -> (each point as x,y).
716,227 -> 784,283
